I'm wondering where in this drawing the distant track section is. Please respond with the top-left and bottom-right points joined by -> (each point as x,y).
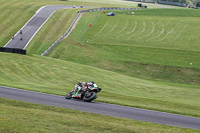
4,5 -> 82,49
0,86 -> 199,130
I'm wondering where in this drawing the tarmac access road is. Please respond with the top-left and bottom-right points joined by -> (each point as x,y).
4,5 -> 82,49
0,86 -> 200,130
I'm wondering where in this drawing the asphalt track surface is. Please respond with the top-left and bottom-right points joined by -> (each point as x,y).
4,5 -> 82,49
0,86 -> 200,130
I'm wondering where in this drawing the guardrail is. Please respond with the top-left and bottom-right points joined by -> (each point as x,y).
80,7 -> 140,13
41,7 -> 140,56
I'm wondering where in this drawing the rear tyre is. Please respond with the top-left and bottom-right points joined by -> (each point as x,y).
83,92 -> 96,102
65,92 -> 72,99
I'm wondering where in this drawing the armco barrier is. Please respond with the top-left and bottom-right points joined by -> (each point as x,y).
79,7 -> 139,13
0,47 -> 26,55
41,7 -> 140,56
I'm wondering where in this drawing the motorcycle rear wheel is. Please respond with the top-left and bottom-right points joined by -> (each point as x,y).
83,92 -> 96,102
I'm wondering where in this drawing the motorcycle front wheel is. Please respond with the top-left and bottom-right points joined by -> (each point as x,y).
83,92 -> 96,102
65,92 -> 72,99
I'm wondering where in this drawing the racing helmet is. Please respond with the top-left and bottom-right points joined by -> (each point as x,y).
88,81 -> 95,88
82,82 -> 87,87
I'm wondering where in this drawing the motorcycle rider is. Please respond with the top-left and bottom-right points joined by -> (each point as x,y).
88,81 -> 95,88
72,82 -> 88,98
72,81 -> 96,98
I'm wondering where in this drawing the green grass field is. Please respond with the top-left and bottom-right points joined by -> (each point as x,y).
48,9 -> 200,85
0,0 -> 200,132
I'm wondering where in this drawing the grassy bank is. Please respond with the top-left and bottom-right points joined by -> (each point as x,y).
0,98 -> 199,133
48,9 -> 200,85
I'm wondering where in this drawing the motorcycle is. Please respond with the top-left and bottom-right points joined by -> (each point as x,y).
65,83 -> 101,102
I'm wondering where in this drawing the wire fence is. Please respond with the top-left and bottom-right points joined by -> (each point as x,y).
41,7 -> 140,56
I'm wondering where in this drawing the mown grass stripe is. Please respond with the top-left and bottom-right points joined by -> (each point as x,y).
115,18 -> 130,39
16,63 -> 48,84
136,21 -> 155,40
0,62 -> 24,81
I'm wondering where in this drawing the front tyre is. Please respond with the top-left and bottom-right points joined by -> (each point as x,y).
83,92 -> 96,102
65,92 -> 72,99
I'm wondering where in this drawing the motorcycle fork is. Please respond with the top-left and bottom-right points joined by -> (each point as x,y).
73,87 -> 82,96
